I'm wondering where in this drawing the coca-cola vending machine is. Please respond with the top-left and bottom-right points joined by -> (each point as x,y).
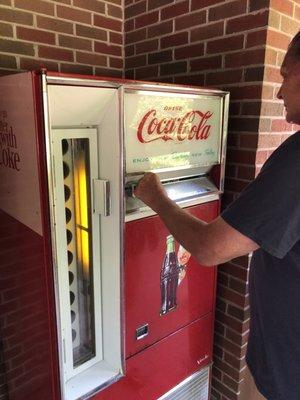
0,70 -> 228,400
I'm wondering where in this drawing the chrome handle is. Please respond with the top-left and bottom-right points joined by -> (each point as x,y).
93,179 -> 111,216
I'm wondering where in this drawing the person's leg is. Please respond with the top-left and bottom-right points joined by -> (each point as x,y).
239,366 -> 267,400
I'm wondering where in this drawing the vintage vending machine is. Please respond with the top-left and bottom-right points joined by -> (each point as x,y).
0,70 -> 228,400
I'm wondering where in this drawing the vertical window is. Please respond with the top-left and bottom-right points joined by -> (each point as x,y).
62,138 -> 95,368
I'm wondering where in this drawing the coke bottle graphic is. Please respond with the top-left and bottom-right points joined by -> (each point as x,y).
160,235 -> 180,315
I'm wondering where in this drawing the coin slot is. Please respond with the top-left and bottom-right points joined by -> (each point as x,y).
136,324 -> 149,340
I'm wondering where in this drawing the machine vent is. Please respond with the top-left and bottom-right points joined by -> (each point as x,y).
157,366 -> 210,400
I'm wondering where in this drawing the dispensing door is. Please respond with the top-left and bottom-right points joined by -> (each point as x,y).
46,81 -> 123,400
50,128 -> 121,400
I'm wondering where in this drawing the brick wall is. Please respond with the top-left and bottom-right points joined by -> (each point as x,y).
0,0 -> 123,77
1,1 -> 300,399
124,1 -> 299,400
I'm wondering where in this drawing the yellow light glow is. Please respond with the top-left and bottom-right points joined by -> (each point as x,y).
73,144 -> 90,279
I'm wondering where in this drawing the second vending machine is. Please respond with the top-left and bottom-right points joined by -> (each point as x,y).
0,70 -> 229,400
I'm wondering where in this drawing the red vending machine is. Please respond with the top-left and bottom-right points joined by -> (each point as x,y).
0,71 -> 229,400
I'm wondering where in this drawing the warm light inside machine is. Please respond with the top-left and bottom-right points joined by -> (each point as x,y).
62,138 -> 95,369
74,156 -> 90,278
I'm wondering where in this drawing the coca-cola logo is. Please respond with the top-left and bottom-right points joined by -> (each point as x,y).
0,110 -> 21,171
137,108 -> 213,143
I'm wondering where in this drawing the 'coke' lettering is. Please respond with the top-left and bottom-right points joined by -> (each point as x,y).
137,109 -> 213,143
0,147 -> 20,171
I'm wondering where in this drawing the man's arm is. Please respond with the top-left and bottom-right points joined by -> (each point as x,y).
135,173 -> 259,266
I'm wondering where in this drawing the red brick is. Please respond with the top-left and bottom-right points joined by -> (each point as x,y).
0,39 -> 34,55
95,67 -> 122,78
148,50 -> 172,64
148,0 -> 173,10
126,54 -> 147,69
0,54 -> 16,69
175,10 -> 206,30
125,18 -> 134,32
296,6 -> 300,20
267,30 -> 290,50
109,57 -> 123,69
175,43 -> 204,60
161,32 -> 188,49
215,334 -> 243,357
256,149 -> 271,164
0,7 -> 33,25
135,65 -> 159,79
0,22 -> 13,37
190,55 -> 222,72
217,284 -> 246,307
59,63 -> 93,75
39,45 -> 73,61
126,28 -> 147,44
206,69 -> 243,85
223,373 -> 239,392
174,74 -> 205,86
225,49 -> 265,68
271,119 -> 293,131
17,57 -> 43,75
237,165 -> 256,179
261,101 -> 284,117
107,4 -> 122,18
148,21 -> 173,38
94,14 -> 122,32
15,0 -> 54,15
229,117 -> 260,133
246,29 -> 267,48
219,263 -> 248,280
244,66 -> 264,82
95,41 -> 122,56
0,0 -> 11,4
135,11 -> 159,29
226,10 -> 269,34
136,39 -> 158,54
213,358 -> 241,381
161,1 -> 189,20
125,44 -> 134,57
264,66 -> 281,83
229,276 -> 248,295
207,35 -> 244,54
125,1 -> 146,19
76,51 -> 106,66
192,0 -> 224,10
270,0 -> 293,15
226,148 -> 256,164
257,134 -> 282,148
59,35 -> 92,51
37,16 -> 73,34
73,0 -> 105,14
249,0 -> 269,11
57,5 -> 91,24
109,31 -> 123,45
17,27 -> 55,45
191,21 -> 224,42
209,0 -> 247,22
76,24 -> 106,41
160,61 -> 187,76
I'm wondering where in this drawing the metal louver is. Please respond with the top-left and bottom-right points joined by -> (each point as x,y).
157,366 -> 210,400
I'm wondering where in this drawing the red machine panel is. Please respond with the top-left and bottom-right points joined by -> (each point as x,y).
92,313 -> 213,400
125,201 -> 218,358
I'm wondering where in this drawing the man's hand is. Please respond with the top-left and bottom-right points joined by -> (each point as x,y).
134,172 -> 169,212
